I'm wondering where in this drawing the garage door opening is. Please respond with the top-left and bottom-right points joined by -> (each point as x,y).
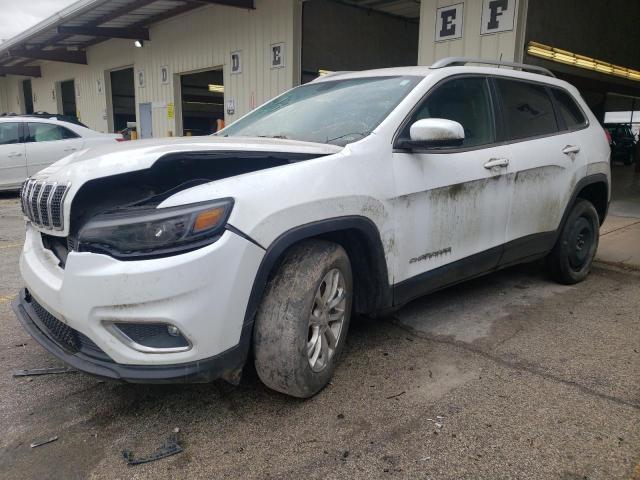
301,0 -> 419,83
57,80 -> 77,119
180,68 -> 224,136
109,67 -> 135,133
22,79 -> 34,114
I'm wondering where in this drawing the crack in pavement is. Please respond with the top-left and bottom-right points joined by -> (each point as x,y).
390,318 -> 640,411
601,219 -> 640,237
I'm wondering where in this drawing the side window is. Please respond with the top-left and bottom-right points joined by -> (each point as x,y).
551,88 -> 587,130
0,123 -> 21,145
61,126 -> 79,139
403,77 -> 494,148
27,123 -> 78,142
495,78 -> 558,140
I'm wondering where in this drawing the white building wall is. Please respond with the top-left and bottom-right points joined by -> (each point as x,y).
0,77 -> 8,112
0,0 -> 299,137
418,0 -> 525,65
27,39 -> 135,131
2,75 -> 24,114
134,0 -> 300,137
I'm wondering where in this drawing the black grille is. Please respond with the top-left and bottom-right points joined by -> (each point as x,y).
115,323 -> 190,349
28,296 -> 112,361
51,185 -> 67,228
19,180 -> 29,215
30,183 -> 42,223
38,184 -> 53,224
31,297 -> 79,352
20,180 -> 69,230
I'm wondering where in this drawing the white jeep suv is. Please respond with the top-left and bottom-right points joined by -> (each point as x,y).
13,58 -> 610,398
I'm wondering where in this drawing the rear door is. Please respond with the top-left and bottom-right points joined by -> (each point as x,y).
0,121 -> 27,189
25,122 -> 84,176
392,76 -> 513,303
493,77 -> 585,264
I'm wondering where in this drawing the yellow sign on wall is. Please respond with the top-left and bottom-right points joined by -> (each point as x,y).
167,102 -> 174,119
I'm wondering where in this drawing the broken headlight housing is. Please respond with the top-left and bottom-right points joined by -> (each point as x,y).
77,199 -> 233,259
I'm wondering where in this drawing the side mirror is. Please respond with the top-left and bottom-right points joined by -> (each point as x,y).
397,118 -> 465,150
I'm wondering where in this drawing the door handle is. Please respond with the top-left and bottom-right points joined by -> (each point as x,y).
7,152 -> 23,158
63,148 -> 77,152
562,145 -> 581,155
484,158 -> 510,169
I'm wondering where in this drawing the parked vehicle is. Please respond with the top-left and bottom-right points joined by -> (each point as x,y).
604,123 -> 636,165
13,58 -> 610,398
0,116 -> 123,191
19,111 -> 90,128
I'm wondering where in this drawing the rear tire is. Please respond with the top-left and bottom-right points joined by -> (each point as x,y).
253,240 -> 352,398
547,199 -> 599,284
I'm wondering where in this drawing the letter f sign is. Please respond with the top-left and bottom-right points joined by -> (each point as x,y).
487,0 -> 508,30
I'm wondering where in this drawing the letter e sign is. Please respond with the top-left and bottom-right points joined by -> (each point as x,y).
271,43 -> 285,69
435,3 -> 464,42
481,0 -> 517,35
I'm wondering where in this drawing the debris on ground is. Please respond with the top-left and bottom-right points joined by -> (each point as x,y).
30,436 -> 58,448
122,432 -> 183,466
13,367 -> 76,377
386,391 -> 406,399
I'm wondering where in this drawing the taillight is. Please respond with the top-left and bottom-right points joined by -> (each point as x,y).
604,129 -> 612,144
115,138 -> 127,142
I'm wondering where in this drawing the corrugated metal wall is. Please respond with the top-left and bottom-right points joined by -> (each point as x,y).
418,0 -> 524,65
135,0 -> 300,137
0,0 -> 299,137
0,77 -> 8,113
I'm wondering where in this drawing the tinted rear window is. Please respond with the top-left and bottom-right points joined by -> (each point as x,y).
495,78 -> 558,141
551,88 -> 587,130
0,122 -> 20,145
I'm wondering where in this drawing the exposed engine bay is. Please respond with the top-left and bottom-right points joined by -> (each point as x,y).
44,150 -> 325,266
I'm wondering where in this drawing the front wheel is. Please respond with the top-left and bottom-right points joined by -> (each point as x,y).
546,199 -> 599,284
253,240 -> 352,398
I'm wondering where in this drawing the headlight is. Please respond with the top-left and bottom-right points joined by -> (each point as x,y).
77,198 -> 233,259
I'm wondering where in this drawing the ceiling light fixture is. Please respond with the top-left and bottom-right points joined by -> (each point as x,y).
208,84 -> 224,93
527,41 -> 640,82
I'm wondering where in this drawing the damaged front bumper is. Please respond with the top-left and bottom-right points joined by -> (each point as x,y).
12,289 -> 252,384
15,224 -> 265,383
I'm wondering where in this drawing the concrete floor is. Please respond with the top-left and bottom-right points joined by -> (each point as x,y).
0,167 -> 639,479
599,164 -> 640,268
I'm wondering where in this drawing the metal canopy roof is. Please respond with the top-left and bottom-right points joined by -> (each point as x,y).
0,0 -> 420,76
0,0 -> 254,74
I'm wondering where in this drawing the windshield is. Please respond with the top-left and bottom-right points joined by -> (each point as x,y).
219,76 -> 422,146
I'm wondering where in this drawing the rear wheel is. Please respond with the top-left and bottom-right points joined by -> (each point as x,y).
253,240 -> 352,398
547,199 -> 599,284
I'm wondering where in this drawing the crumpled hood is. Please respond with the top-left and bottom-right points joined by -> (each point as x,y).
33,136 -> 343,184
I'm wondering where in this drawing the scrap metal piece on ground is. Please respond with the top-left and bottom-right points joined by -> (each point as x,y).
13,367 -> 76,377
30,436 -> 58,448
122,433 -> 183,466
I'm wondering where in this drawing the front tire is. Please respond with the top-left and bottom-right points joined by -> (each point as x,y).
253,240 -> 353,398
547,199 -> 599,284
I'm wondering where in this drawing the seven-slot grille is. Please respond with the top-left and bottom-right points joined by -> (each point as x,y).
20,179 -> 69,230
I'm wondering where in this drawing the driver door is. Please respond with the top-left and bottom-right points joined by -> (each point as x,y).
391,76 -> 513,304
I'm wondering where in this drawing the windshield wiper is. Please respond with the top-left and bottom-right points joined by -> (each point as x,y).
326,132 -> 367,144
258,135 -> 288,140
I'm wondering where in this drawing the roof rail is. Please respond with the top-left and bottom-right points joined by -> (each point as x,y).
430,57 -> 556,78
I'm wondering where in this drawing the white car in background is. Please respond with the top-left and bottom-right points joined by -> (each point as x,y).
0,116 -> 123,191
